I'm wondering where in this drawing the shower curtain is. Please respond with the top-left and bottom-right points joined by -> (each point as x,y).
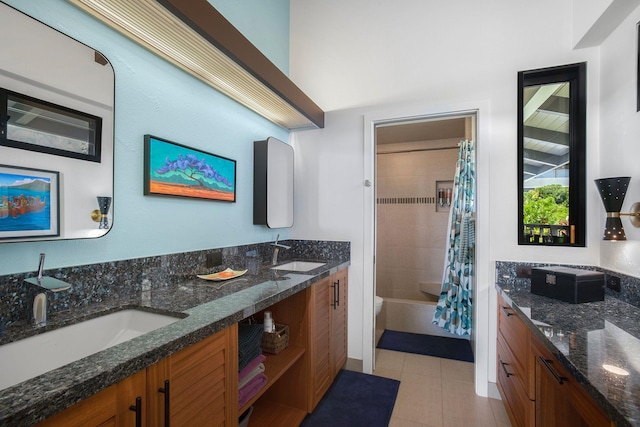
432,140 -> 475,336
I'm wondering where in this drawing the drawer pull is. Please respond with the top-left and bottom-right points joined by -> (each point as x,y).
501,306 -> 514,317
499,359 -> 514,377
539,357 -> 568,385
129,396 -> 142,427
158,379 -> 170,427
331,280 -> 340,309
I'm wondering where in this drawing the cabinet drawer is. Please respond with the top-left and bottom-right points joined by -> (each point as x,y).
497,333 -> 528,398
497,338 -> 534,427
497,294 -> 533,398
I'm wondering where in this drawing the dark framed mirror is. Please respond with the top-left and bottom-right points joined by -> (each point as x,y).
518,62 -> 586,246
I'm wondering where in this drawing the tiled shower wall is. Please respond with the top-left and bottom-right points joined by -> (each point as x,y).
376,147 -> 458,300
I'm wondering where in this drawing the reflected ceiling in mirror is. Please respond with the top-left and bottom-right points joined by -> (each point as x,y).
518,63 -> 586,247
0,2 -> 114,242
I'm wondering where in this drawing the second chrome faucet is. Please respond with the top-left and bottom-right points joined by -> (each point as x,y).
271,234 -> 291,265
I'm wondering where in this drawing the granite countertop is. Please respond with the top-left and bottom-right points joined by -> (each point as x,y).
496,282 -> 640,427
0,258 -> 349,426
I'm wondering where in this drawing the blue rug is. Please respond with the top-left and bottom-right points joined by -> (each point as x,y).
300,370 -> 400,427
377,329 -> 474,362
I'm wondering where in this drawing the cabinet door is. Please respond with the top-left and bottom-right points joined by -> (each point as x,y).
36,384 -> 118,427
171,325 -> 237,426
532,339 -> 612,427
534,354 -> 573,427
308,276 -> 332,411
147,357 -> 171,426
330,268 -> 348,377
147,325 -> 237,427
36,370 -> 145,427
117,370 -> 147,427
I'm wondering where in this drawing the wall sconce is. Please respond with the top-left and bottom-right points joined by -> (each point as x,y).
91,196 -> 112,229
594,177 -> 640,241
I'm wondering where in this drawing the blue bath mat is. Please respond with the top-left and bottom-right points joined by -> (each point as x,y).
377,329 -> 474,362
300,369 -> 400,427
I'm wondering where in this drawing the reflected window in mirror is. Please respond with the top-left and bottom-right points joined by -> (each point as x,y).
518,62 -> 586,246
1,88 -> 102,162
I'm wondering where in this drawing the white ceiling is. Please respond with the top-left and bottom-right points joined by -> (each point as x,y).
376,117 -> 466,146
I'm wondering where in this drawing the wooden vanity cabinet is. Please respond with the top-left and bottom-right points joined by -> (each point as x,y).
36,268 -> 349,427
497,293 -> 614,427
308,268 -> 348,411
496,294 -> 534,427
531,338 -> 613,427
36,369 -> 147,427
37,326 -> 236,427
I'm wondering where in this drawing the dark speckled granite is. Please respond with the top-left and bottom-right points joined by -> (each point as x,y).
496,261 -> 640,308
0,239 -> 350,426
496,276 -> 640,427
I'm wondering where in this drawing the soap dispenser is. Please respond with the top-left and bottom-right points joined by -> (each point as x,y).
263,311 -> 274,333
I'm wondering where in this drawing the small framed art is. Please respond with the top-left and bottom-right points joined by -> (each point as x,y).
0,164 -> 60,240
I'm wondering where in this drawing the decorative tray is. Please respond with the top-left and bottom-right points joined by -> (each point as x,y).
197,268 -> 248,281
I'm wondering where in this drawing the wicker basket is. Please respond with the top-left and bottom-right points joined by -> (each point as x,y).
262,324 -> 289,354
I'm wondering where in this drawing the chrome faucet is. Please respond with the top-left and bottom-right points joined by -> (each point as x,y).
33,293 -> 47,327
25,253 -> 71,327
271,234 -> 291,265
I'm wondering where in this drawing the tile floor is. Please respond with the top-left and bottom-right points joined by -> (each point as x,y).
373,348 -> 512,427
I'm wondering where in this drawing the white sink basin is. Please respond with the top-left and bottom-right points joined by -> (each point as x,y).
271,261 -> 326,272
0,309 -> 182,391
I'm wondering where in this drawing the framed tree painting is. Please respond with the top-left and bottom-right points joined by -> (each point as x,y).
143,135 -> 236,202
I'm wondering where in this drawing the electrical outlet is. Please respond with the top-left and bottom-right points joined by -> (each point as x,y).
516,265 -> 532,278
205,252 -> 222,269
606,275 -> 621,292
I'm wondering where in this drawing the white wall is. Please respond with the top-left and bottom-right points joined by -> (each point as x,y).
599,6 -> 640,276
289,0 -> 604,396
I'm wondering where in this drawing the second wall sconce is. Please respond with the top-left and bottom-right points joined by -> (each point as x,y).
594,177 -> 640,241
91,196 -> 112,229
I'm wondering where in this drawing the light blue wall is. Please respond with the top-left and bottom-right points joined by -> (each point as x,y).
0,0 -> 290,275
209,0 -> 290,75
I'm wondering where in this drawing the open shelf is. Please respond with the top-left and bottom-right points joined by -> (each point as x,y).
239,345 -> 306,414
249,400 -> 307,427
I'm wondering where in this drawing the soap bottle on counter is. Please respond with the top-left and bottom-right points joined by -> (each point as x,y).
264,311 -> 274,333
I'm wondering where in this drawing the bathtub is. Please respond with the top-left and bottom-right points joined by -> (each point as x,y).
376,297 -> 464,340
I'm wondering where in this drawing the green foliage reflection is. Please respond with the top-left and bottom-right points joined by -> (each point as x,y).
523,184 -> 569,225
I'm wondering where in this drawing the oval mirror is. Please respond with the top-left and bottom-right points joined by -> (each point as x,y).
0,3 -> 114,242
517,62 -> 586,246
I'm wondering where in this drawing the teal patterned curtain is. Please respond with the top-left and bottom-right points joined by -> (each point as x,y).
432,140 -> 475,336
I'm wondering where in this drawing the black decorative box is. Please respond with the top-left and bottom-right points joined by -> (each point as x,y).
531,266 -> 604,304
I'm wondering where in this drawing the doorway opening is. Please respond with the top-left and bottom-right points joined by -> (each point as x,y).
369,111 -> 477,370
